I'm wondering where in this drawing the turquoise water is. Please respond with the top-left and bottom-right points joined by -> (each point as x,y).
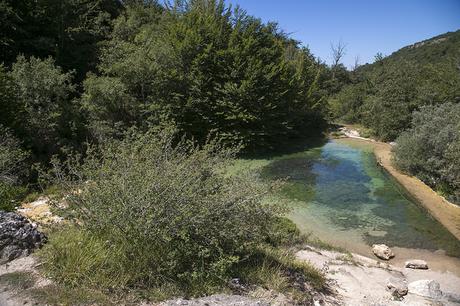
261,140 -> 460,256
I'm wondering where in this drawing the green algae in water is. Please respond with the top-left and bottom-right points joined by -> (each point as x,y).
261,140 -> 460,257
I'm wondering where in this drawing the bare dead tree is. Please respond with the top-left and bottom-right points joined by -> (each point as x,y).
331,40 -> 347,78
331,40 -> 347,68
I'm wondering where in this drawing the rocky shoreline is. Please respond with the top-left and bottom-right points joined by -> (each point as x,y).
296,246 -> 460,305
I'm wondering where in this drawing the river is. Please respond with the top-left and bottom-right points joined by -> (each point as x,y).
233,138 -> 460,274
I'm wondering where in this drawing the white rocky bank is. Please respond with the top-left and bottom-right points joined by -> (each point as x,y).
296,246 -> 460,305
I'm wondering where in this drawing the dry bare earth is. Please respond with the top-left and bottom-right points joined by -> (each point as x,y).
0,256 -> 50,306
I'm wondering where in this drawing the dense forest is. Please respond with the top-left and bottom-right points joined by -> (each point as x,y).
1,0 -> 460,303
0,0 -> 332,303
1,0 -> 333,206
329,30 -> 460,203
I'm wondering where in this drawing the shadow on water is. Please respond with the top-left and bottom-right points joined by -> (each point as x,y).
241,134 -> 328,160
260,140 -> 460,257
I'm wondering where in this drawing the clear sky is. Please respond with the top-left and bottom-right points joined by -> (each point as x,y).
226,0 -> 460,68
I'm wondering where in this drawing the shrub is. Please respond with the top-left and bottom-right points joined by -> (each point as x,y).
45,129 -> 284,295
393,103 -> 460,203
9,56 -> 77,158
0,125 -> 28,211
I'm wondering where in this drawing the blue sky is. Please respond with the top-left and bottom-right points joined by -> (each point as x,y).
226,0 -> 460,68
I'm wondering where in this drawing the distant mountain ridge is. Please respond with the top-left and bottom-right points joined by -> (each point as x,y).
360,29 -> 460,70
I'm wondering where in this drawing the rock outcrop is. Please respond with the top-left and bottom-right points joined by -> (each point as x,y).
0,212 -> 46,263
408,280 -> 442,299
372,244 -> 395,260
296,246 -> 460,305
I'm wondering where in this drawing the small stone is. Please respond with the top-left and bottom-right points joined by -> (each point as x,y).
408,280 -> 442,299
387,277 -> 408,297
372,244 -> 395,260
405,259 -> 428,270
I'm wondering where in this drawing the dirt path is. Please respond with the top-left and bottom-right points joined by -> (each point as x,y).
337,128 -> 460,240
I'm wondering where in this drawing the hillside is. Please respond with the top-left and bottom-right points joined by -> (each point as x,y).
385,30 -> 460,63
330,29 -> 460,204
330,29 -> 460,139
357,30 -> 460,74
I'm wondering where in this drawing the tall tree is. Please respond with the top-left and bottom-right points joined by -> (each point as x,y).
0,0 -> 122,80
83,0 -> 326,149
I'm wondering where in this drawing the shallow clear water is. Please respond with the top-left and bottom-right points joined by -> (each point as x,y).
261,140 -> 460,256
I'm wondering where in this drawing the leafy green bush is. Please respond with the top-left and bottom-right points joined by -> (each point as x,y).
0,182 -> 27,211
393,103 -> 460,203
45,129 -> 286,294
40,129 -> 325,301
8,56 -> 77,158
0,125 -> 28,210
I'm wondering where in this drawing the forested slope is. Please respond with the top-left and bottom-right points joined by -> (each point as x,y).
330,30 -> 460,203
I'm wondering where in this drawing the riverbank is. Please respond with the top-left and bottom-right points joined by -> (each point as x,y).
336,134 -> 460,241
3,247 -> 460,306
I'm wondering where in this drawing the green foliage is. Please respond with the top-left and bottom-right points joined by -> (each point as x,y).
7,56 -> 77,158
45,129 -> 286,294
328,82 -> 369,123
0,182 -> 27,211
234,245 -> 324,303
83,0 -> 326,149
0,65 -> 20,130
0,125 -> 28,210
30,284 -> 114,306
393,103 -> 460,203
0,0 -> 121,80
39,226 -> 129,289
0,126 -> 28,183
330,30 -> 460,141
39,129 -> 326,301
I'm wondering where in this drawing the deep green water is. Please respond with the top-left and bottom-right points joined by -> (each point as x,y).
261,140 -> 460,256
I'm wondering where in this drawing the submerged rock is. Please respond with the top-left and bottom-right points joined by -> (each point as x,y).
0,211 -> 47,263
372,244 -> 394,260
408,280 -> 442,299
405,259 -> 428,269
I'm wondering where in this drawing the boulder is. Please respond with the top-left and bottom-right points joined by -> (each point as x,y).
0,211 -> 47,263
408,280 -> 442,299
405,259 -> 428,270
386,277 -> 408,297
372,244 -> 394,260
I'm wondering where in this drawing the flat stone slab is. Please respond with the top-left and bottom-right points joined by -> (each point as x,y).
408,279 -> 442,299
405,259 -> 428,270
